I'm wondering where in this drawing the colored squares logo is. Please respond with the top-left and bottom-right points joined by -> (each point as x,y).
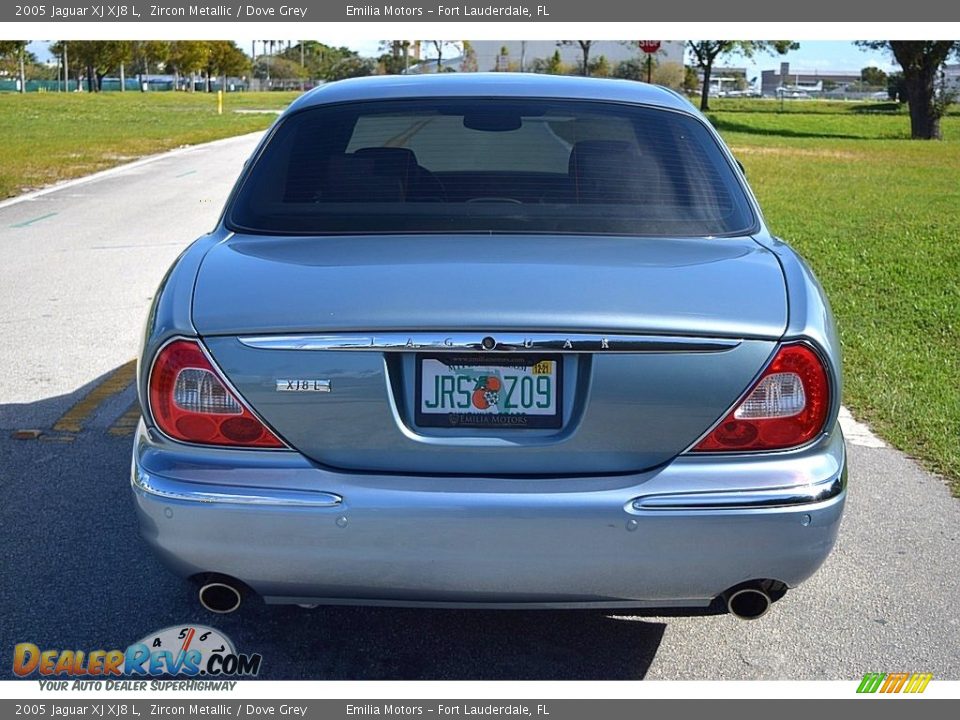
857,673 -> 933,694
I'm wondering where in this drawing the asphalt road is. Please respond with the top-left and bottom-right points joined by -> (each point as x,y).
1,134 -> 959,681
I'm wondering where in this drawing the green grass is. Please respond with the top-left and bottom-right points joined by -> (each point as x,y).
0,91 -> 300,199
707,102 -> 960,494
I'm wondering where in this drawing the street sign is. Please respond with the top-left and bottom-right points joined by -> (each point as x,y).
638,41 -> 661,54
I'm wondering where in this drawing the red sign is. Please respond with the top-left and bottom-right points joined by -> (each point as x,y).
638,41 -> 661,54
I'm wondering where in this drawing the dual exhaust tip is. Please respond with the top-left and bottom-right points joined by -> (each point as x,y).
724,587 -> 772,620
723,580 -> 785,620
196,577 -> 782,619
198,581 -> 243,614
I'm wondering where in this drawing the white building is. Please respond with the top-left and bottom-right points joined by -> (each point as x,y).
944,64 -> 960,93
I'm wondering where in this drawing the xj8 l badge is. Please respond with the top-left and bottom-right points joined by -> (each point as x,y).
276,379 -> 331,392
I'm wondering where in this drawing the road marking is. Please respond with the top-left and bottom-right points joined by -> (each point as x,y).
10,212 -> 58,228
108,402 -> 142,437
838,406 -> 887,448
175,170 -> 197,178
53,360 -> 137,434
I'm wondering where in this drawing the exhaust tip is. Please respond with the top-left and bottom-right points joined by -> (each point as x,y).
198,582 -> 242,614
725,587 -> 772,620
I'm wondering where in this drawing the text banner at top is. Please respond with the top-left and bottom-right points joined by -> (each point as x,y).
2,0 -> 957,23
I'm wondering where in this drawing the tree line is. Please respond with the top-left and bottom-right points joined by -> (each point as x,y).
0,40 -> 371,92
2,39 -> 957,139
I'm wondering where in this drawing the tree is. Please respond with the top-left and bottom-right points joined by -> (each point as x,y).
688,41 -> 798,110
205,41 -> 250,91
887,72 -> 907,103
682,65 -> 699,94
67,41 -> 130,91
167,41 -> 211,91
856,41 -> 960,139
130,41 -> 169,91
311,44 -> 366,81
546,49 -> 564,75
0,41 -> 28,93
653,62 -> 686,90
253,56 -> 303,82
326,56 -> 376,81
427,41 -> 460,73
460,41 -> 478,73
613,58 -> 645,81
558,41 -> 594,76
529,50 -> 567,75
276,41 -> 336,82
378,40 -> 412,75
860,65 -> 888,88
589,55 -> 612,78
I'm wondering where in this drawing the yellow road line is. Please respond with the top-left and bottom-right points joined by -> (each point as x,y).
53,360 -> 137,434
108,401 -> 142,437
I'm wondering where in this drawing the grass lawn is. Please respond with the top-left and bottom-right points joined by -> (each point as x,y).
0,91 -> 300,199
1,91 -> 957,494
707,99 -> 960,494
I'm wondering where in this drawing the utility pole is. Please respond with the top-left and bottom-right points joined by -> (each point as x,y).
18,43 -> 26,94
300,41 -> 305,91
64,43 -> 69,91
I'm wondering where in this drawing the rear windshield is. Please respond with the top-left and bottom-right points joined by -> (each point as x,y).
226,98 -> 755,237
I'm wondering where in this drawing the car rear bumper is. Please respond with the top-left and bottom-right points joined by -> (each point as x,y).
131,423 -> 846,609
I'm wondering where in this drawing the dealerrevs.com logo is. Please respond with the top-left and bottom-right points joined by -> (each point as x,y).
13,625 -> 261,688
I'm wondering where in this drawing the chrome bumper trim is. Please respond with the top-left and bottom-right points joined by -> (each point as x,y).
630,471 -> 845,511
132,466 -> 342,508
236,332 -> 741,354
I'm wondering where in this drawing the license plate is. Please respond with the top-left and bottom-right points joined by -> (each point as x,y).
416,355 -> 562,429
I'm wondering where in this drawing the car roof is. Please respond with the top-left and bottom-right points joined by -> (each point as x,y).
286,73 -> 697,115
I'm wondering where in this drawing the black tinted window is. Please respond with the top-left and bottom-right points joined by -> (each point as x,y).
227,98 -> 755,236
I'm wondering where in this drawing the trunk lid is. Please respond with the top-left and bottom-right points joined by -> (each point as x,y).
196,234 -> 786,475
195,234 -> 785,337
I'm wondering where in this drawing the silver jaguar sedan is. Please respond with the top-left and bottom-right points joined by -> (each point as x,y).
131,73 -> 846,620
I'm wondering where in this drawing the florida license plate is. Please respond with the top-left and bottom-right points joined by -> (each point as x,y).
416,355 -> 562,429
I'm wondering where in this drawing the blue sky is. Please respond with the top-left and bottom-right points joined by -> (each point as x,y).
28,39 -> 899,78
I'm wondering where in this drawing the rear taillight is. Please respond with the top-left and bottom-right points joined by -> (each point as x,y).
148,339 -> 284,448
692,343 -> 830,452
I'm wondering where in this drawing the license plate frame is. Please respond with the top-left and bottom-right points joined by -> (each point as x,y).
415,354 -> 563,429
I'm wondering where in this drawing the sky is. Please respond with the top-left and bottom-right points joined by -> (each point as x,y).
27,39 -> 900,80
